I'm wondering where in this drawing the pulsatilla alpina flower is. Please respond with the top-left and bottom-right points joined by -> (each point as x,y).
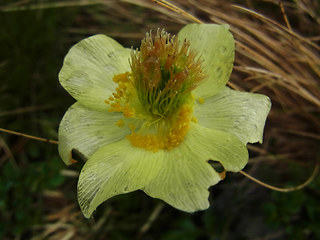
58,24 -> 271,218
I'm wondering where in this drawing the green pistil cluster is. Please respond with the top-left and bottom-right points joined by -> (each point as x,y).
130,29 -> 205,118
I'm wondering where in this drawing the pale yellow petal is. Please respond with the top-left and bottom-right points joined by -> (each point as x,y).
59,34 -> 131,111
58,102 -> 130,165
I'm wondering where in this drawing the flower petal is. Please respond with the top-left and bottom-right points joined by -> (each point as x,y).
58,102 -> 130,165
178,24 -> 235,98
77,139 -> 165,218
143,123 -> 248,212
59,34 -> 131,111
194,87 -> 271,144
77,123 -> 248,217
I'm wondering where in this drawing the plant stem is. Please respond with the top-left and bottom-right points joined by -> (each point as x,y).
239,163 -> 319,192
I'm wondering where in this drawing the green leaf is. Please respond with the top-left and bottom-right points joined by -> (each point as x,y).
59,34 -> 131,111
58,102 -> 130,165
194,87 -> 271,144
178,24 -> 235,98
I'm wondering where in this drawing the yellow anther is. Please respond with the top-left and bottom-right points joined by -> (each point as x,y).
129,123 -> 135,131
197,97 -> 205,104
123,104 -> 135,118
124,111 -> 134,118
110,103 -> 118,107
113,72 -> 129,83
116,119 -> 125,127
110,102 -> 122,112
104,100 -> 110,104
113,92 -> 120,99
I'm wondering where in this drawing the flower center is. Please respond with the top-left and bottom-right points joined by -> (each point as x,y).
128,104 -> 193,152
106,29 -> 205,152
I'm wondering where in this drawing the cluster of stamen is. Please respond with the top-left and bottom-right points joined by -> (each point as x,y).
131,29 -> 205,118
105,29 -> 205,152
127,105 -> 192,152
105,72 -> 135,118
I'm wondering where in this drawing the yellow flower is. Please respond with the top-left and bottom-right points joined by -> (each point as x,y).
58,24 -> 271,218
